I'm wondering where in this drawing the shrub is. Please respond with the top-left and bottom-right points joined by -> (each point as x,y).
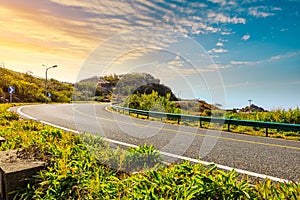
123,144 -> 162,172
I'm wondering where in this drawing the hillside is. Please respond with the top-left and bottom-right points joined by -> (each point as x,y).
0,67 -> 73,103
75,73 -> 178,101
176,100 -> 220,116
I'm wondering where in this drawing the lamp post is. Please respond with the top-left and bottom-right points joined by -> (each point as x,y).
248,99 -> 252,113
43,64 -> 58,100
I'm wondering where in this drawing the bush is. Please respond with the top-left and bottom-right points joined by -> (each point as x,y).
3,111 -> 19,121
122,91 -> 179,114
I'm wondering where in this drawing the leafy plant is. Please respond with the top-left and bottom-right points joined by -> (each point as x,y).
123,144 -> 162,172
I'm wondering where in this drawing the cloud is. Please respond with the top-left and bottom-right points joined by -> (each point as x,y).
207,11 -> 246,24
230,61 -> 252,65
216,42 -> 224,47
168,55 -> 184,67
280,28 -> 288,32
241,34 -> 250,40
248,6 -> 280,18
189,2 -> 207,8
208,0 -> 227,6
208,48 -> 228,54
4,0 -> 288,83
268,51 -> 300,62
289,81 -> 300,85
208,0 -> 236,6
0,0 -> 242,67
0,5 -> 95,59
179,18 -> 221,34
228,50 -> 300,67
208,63 -> 231,69
221,31 -> 232,35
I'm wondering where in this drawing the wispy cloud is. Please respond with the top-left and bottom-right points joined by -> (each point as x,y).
230,61 -> 252,65
267,51 -> 300,62
0,0 -> 248,67
168,55 -> 184,67
241,34 -> 250,41
208,48 -> 228,54
289,81 -> 300,85
208,64 -> 231,69
229,50 -> 300,67
1,0 -> 295,85
208,0 -> 236,6
207,11 -> 246,24
248,6 -> 280,18
0,5 -> 94,59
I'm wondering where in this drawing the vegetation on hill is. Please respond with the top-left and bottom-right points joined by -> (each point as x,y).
0,104 -> 299,199
0,69 -> 177,104
122,91 -> 181,114
239,104 -> 265,112
75,73 -> 177,102
227,107 -> 300,124
0,67 -> 72,103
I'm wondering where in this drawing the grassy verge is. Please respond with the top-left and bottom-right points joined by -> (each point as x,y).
0,103 -> 299,199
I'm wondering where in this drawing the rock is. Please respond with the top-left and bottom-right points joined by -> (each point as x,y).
0,150 -> 45,200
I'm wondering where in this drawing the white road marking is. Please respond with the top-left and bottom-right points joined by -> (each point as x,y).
17,105 -> 291,183
17,106 -> 38,121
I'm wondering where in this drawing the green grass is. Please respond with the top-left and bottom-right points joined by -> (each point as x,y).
0,103 -> 299,199
227,107 -> 300,124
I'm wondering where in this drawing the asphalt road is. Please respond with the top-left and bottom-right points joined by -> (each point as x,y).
16,103 -> 300,182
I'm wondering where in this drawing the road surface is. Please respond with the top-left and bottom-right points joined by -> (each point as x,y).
16,103 -> 300,182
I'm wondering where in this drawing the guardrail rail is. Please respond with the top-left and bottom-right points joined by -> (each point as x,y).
111,105 -> 300,137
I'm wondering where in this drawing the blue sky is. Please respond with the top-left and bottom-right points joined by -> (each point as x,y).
0,0 -> 299,109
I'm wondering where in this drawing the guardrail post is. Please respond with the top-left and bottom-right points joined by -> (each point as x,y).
227,123 -> 230,132
199,119 -> 202,128
177,118 -> 180,125
265,128 -> 268,137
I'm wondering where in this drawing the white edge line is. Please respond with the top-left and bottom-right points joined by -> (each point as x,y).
17,106 -> 38,121
16,105 -> 292,183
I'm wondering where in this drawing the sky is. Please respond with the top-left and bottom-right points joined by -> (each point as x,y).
0,0 -> 299,110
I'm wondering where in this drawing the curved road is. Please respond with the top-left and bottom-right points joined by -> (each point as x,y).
16,103 -> 300,182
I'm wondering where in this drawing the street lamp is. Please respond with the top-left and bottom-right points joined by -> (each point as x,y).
43,64 -> 58,99
248,99 -> 252,113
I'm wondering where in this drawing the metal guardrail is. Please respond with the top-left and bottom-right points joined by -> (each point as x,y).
111,105 -> 300,137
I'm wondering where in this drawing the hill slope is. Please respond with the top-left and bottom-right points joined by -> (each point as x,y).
0,67 -> 73,103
